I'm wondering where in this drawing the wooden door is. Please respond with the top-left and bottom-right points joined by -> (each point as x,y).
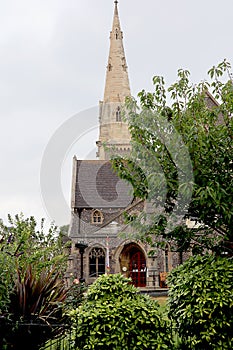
129,252 -> 146,287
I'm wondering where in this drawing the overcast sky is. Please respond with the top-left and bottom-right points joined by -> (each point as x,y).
1,0 -> 233,227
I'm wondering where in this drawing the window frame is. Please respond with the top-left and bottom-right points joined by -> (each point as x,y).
89,247 -> 106,277
91,210 -> 104,224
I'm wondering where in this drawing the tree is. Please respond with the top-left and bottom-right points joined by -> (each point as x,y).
0,213 -> 69,272
111,60 -> 233,255
59,224 -> 69,237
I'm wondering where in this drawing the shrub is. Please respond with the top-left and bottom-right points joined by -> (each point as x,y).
85,272 -> 138,301
68,273 -> 173,350
2,265 -> 68,350
167,254 -> 233,349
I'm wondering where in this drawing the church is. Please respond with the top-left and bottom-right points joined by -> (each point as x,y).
67,1 -> 182,290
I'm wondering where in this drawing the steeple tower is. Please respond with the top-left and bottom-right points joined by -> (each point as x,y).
103,0 -> 131,102
97,1 -> 131,160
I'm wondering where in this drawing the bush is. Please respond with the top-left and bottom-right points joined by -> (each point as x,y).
2,265 -> 68,350
85,272 -> 138,301
68,273 -> 173,349
167,254 -> 233,349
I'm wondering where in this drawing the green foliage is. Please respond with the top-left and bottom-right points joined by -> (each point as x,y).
85,272 -> 138,301
0,214 -> 69,273
167,254 -> 233,349
0,214 -> 72,349
0,242 -> 15,316
66,274 -> 173,349
65,280 -> 87,310
59,224 -> 69,236
40,335 -> 70,350
112,60 -> 233,254
0,214 -> 69,316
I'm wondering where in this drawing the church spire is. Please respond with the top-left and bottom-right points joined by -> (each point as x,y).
97,1 -> 131,160
103,0 -> 131,102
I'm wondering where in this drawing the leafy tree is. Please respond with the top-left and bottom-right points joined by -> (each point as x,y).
65,274 -> 173,350
59,224 -> 69,240
111,60 -> 233,254
0,214 -> 69,274
167,254 -> 233,349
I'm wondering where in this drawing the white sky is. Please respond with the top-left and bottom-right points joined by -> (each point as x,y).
1,0 -> 233,227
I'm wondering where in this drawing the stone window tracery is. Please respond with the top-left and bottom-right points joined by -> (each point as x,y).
89,247 -> 105,277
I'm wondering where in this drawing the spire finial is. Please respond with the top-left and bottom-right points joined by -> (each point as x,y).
114,0 -> 118,5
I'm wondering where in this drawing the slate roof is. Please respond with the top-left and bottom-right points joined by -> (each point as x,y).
73,159 -> 133,209
204,90 -> 219,109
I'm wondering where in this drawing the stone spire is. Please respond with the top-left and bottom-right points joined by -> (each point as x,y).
97,1 -> 131,160
103,0 -> 131,102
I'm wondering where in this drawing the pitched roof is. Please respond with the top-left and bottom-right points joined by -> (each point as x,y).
72,159 -> 133,209
204,90 -> 220,109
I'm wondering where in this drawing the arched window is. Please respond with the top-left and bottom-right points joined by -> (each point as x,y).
89,247 -> 105,277
115,29 -> 119,39
116,106 -> 121,122
92,210 -> 103,224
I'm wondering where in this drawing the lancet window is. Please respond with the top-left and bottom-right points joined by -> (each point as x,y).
89,248 -> 105,277
116,106 -> 121,122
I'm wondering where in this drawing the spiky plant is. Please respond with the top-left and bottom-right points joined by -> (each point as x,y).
3,265 -> 68,350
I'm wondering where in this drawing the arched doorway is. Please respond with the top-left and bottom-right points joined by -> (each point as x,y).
119,243 -> 147,287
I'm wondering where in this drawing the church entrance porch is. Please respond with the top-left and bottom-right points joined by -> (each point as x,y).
119,243 -> 147,287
